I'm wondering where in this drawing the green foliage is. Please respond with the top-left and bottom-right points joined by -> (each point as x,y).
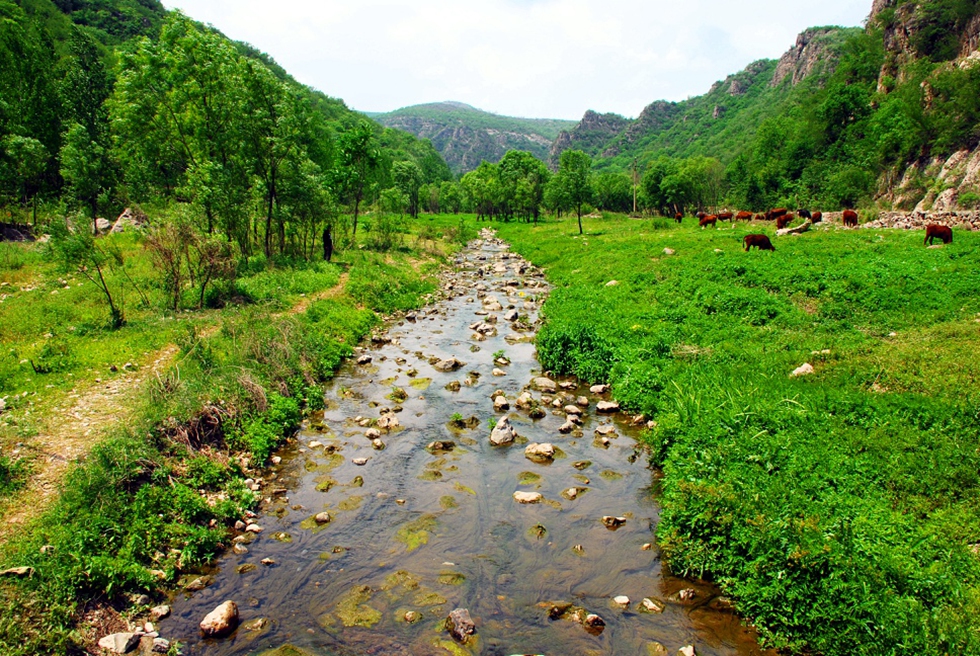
550,150 -> 593,233
48,219 -> 125,327
909,0 -> 980,62
235,393 -> 300,464
50,0 -> 165,43
236,260 -> 340,306
0,451 -> 29,498
498,215 -> 980,654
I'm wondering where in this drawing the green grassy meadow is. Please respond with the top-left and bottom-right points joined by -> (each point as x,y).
488,214 -> 980,655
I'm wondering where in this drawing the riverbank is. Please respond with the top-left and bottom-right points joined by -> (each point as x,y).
0,225 -> 457,655
491,213 -> 980,654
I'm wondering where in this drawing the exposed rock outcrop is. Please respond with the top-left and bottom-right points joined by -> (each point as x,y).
771,28 -> 844,87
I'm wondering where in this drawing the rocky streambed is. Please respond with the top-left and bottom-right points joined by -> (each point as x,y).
159,230 -> 772,656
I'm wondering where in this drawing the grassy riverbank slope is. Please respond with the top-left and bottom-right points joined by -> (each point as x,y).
494,215 -> 980,655
0,220 -> 461,654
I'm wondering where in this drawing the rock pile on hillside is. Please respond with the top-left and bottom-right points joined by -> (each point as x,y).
861,211 -> 980,231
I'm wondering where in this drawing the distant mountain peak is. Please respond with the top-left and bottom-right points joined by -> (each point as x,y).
371,103 -> 577,174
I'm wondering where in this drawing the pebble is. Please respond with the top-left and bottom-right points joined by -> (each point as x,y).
640,597 -> 665,613
353,458 -> 368,466
790,362 -> 815,377
524,442 -> 556,463
601,516 -> 627,529
513,491 -> 543,504
613,595 -> 630,609
596,400 -> 620,413
150,605 -> 171,621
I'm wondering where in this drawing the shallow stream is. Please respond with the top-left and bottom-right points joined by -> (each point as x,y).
162,232 -> 771,656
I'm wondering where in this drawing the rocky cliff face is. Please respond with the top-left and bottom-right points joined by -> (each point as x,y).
548,110 -> 631,168
770,28 -> 845,87
873,0 -> 980,210
371,103 -> 573,174
381,115 -> 551,174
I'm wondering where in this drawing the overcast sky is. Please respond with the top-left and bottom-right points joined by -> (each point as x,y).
162,1 -> 870,121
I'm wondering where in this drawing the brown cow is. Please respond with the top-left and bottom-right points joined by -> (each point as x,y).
674,212 -> 683,223
744,234 -> 775,251
696,211 -> 707,220
924,224 -> 953,245
699,215 -> 718,228
812,211 -> 823,223
766,207 -> 788,221
755,213 -> 767,221
735,211 -> 753,222
717,211 -> 734,222
842,210 -> 858,227
776,213 -> 795,230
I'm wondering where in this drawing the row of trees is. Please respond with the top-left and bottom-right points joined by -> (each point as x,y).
0,6 -> 450,259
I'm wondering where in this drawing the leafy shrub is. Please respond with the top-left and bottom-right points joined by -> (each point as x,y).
185,455 -> 232,490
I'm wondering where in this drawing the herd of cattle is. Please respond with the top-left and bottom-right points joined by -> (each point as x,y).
670,208 -> 955,252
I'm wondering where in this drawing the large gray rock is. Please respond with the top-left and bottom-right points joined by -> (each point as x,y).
446,608 -> 476,644
434,357 -> 465,372
490,416 -> 517,446
200,600 -> 239,638
513,491 -> 543,504
525,442 -> 556,463
530,377 -> 557,393
97,633 -> 140,654
150,605 -> 171,621
596,400 -> 620,413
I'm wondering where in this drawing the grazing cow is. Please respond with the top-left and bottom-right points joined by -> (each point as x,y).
717,211 -> 734,222
735,210 -> 753,222
842,210 -> 859,227
812,211 -> 823,223
797,209 -> 812,220
674,212 -> 683,223
924,224 -> 953,245
699,215 -> 718,228
744,234 -> 775,251
766,207 -> 788,221
755,213 -> 767,221
776,213 -> 795,230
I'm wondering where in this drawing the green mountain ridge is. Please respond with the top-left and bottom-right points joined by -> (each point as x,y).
554,0 -> 980,212
370,101 -> 577,175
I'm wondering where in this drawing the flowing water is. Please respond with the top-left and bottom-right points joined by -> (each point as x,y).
162,233 -> 772,656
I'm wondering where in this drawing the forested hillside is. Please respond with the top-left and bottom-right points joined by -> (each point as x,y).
0,0 -> 451,249
370,102 -> 576,174
555,0 -> 980,213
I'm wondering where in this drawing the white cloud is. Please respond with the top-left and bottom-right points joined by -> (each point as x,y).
162,0 -> 871,120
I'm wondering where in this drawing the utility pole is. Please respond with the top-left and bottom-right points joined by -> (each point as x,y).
632,157 -> 638,215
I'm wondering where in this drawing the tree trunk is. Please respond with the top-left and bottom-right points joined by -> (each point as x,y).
352,197 -> 361,237
577,206 -> 583,235
323,225 -> 333,262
